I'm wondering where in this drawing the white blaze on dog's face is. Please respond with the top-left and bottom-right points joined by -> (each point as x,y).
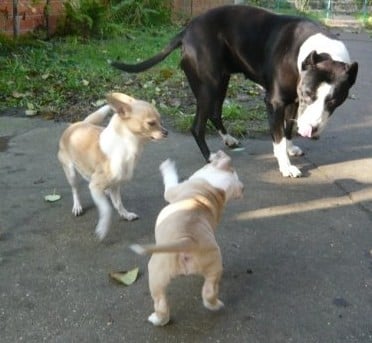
296,35 -> 358,139
189,150 -> 244,200
107,93 -> 168,140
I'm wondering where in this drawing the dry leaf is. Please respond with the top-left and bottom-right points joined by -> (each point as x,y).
109,267 -> 139,286
44,194 -> 61,202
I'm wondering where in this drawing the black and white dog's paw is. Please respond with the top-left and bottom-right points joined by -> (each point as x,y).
280,164 -> 302,178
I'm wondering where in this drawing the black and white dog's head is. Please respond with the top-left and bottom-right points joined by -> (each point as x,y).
296,33 -> 358,139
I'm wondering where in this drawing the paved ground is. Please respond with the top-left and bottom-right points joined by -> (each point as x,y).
0,30 -> 371,343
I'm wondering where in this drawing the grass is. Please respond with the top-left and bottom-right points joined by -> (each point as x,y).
0,26 -> 267,136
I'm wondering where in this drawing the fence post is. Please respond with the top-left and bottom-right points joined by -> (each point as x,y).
12,0 -> 19,38
362,0 -> 368,20
326,0 -> 332,19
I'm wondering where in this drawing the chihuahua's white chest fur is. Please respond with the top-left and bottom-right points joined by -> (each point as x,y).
100,122 -> 142,182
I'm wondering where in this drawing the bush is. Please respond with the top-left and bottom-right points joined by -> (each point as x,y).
110,0 -> 172,27
57,0 -> 172,38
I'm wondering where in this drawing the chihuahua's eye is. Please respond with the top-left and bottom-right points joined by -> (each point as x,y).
147,121 -> 156,127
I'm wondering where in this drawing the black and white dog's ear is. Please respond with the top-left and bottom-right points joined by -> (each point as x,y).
346,62 -> 358,86
301,50 -> 318,70
301,50 -> 331,70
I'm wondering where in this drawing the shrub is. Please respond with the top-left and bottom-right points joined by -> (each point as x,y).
57,0 -> 172,38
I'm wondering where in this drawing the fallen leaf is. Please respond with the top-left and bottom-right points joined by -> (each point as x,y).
82,79 -> 89,86
92,99 -> 106,107
44,193 -> 61,202
109,267 -> 139,286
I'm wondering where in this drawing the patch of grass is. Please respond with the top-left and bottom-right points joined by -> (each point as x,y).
0,26 -> 267,137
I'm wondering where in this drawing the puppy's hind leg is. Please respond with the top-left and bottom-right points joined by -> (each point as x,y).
201,250 -> 224,311
108,185 -> 138,221
147,255 -> 171,326
89,180 -> 112,240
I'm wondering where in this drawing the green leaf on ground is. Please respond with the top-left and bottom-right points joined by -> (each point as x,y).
109,267 -> 139,286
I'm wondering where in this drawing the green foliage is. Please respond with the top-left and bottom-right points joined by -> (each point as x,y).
110,0 -> 172,27
0,26 -> 268,137
57,0 -> 172,38
58,0 -> 113,38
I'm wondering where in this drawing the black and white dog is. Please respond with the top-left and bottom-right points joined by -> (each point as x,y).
112,5 -> 358,177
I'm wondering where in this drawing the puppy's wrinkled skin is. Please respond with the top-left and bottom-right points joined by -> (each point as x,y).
58,93 -> 167,240
131,151 -> 244,326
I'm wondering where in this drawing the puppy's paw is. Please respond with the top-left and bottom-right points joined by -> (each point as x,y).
159,159 -> 176,174
148,312 -> 170,326
203,299 -> 224,311
280,165 -> 302,178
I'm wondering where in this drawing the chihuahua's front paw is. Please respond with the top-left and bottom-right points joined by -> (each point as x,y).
119,211 -> 138,221
203,299 -> 224,311
148,312 -> 170,326
72,203 -> 83,216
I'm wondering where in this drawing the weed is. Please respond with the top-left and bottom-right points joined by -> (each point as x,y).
0,26 -> 267,137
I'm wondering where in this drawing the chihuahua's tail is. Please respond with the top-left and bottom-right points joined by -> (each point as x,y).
130,238 -> 195,255
111,30 -> 184,73
83,104 -> 112,125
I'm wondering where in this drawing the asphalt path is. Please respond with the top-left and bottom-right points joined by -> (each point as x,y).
0,30 -> 371,342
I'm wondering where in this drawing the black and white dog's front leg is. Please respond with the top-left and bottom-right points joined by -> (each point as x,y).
267,98 -> 303,178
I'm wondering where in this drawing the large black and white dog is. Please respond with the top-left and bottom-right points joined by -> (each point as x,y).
112,5 -> 358,177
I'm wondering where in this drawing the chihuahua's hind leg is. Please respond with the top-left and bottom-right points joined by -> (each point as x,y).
108,185 -> 138,221
89,180 -> 112,240
58,153 -> 83,216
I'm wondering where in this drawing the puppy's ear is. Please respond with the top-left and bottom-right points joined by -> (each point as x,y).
212,150 -> 233,170
216,155 -> 233,171
106,93 -> 132,118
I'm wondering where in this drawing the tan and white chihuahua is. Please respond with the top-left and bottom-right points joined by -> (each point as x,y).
131,150 -> 244,326
58,93 -> 167,240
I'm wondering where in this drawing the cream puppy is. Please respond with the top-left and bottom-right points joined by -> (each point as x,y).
131,150 -> 244,326
58,93 -> 167,240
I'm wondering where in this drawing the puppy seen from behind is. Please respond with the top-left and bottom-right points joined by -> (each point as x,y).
131,150 -> 244,326
58,92 -> 167,240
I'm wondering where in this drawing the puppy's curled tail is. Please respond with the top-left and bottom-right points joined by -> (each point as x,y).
111,30 -> 184,73
83,104 -> 112,125
130,238 -> 195,255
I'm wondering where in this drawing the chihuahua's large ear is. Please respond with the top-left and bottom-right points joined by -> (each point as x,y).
106,93 -> 132,118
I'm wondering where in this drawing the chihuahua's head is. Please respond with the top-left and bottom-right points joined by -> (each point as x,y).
107,92 -> 168,140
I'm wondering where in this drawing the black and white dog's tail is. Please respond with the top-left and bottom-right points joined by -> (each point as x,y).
111,30 -> 185,73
